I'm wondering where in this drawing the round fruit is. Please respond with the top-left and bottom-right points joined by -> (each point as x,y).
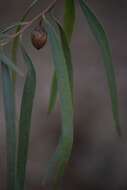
31,26 -> 47,50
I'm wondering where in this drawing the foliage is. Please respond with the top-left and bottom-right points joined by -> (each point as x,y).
0,0 -> 121,190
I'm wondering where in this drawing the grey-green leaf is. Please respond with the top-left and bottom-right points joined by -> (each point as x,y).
79,0 -> 121,135
48,15 -> 73,114
48,0 -> 75,113
1,55 -> 16,190
16,44 -> 36,190
0,53 -> 23,76
11,0 -> 39,82
43,15 -> 74,188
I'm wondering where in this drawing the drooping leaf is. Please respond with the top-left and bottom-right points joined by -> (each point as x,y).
16,43 -> 36,190
0,31 -> 10,46
58,22 -> 73,94
79,0 -> 121,135
48,0 -> 75,113
11,0 -> 39,82
63,0 -> 75,42
1,53 -> 17,190
48,72 -> 58,113
48,15 -> 74,114
43,15 -> 74,188
0,53 -> 23,76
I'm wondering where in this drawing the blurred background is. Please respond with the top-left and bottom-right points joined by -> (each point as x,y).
0,0 -> 127,189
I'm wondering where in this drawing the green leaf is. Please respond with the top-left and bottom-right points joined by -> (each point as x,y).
48,72 -> 58,113
63,0 -> 75,42
16,43 -> 36,190
48,15 -> 74,114
0,32 -> 10,46
48,0 -> 75,113
79,0 -> 121,136
43,15 -> 74,188
1,54 -> 16,190
11,0 -> 39,82
58,23 -> 73,94
0,53 -> 23,76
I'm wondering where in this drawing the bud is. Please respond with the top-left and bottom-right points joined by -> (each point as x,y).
31,26 -> 47,50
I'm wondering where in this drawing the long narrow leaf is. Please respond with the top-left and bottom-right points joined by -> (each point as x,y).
11,0 -> 39,82
0,53 -> 23,76
43,15 -> 74,188
48,0 -> 75,114
1,55 -> 16,190
63,0 -> 75,42
79,0 -> 121,135
48,72 -> 57,113
48,15 -> 74,113
0,32 -> 10,46
16,44 -> 36,190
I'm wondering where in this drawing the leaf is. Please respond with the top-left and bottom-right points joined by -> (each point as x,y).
11,0 -> 39,82
1,53 -> 17,190
63,0 -> 75,42
0,53 -> 23,76
0,31 -> 10,46
48,15 -> 74,114
48,72 -> 58,113
43,15 -> 74,188
48,0 -> 75,113
16,43 -> 36,190
79,0 -> 121,136
58,23 -> 73,94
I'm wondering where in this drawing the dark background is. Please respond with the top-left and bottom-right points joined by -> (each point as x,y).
0,0 -> 127,189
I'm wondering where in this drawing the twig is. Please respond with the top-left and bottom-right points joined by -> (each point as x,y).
0,0 -> 57,47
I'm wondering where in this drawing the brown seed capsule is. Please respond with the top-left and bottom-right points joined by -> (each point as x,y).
31,26 -> 47,50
